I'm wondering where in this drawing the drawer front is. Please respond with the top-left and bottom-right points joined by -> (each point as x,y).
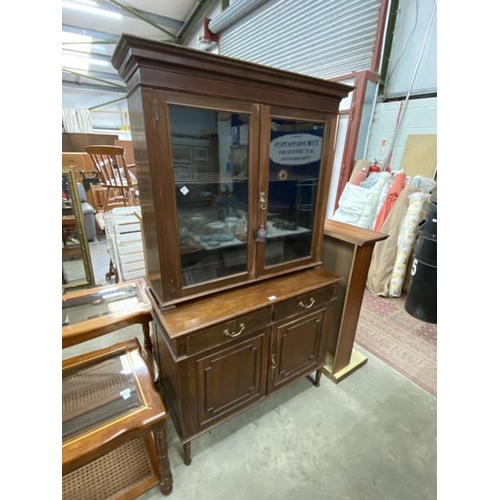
186,307 -> 272,355
274,286 -> 335,322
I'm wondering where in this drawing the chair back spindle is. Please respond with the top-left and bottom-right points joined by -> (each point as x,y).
85,145 -> 138,211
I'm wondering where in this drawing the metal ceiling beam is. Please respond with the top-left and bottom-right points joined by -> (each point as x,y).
62,24 -> 119,42
80,0 -> 184,31
104,0 -> 177,40
88,96 -> 128,111
63,48 -> 112,63
62,68 -> 126,89
176,0 -> 216,44
62,80 -> 127,94
62,67 -> 122,81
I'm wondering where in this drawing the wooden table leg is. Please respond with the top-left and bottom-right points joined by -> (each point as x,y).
153,420 -> 173,495
183,441 -> 192,465
141,318 -> 159,380
142,319 -> 153,354
314,368 -> 322,387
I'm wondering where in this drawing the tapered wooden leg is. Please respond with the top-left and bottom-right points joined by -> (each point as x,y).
153,420 -> 173,495
142,320 -> 153,354
183,441 -> 192,465
141,319 -> 159,381
314,368 -> 322,387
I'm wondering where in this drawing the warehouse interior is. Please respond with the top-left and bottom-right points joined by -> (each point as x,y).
55,2 -> 439,499
5,1 -> 495,499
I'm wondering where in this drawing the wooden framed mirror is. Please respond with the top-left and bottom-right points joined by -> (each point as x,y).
62,168 -> 95,290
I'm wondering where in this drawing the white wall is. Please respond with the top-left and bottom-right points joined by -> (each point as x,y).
363,96 -> 437,171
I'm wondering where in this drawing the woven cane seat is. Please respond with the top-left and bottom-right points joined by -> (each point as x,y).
62,436 -> 158,500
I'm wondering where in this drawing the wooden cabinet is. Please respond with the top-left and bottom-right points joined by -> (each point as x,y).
149,267 -> 340,464
111,35 -> 350,466
112,35 -> 351,311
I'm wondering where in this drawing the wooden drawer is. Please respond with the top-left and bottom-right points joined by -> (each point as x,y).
186,307 -> 272,355
274,286 -> 336,322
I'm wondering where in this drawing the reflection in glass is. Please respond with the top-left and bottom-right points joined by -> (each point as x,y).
62,283 -> 145,326
62,350 -> 142,440
169,105 -> 250,288
265,119 -> 325,266
62,168 -> 94,290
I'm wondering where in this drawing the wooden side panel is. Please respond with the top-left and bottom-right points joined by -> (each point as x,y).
154,323 -> 186,438
321,237 -> 353,354
322,234 -> 379,372
332,244 -> 374,372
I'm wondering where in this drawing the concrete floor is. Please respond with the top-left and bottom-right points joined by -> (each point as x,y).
63,320 -> 437,500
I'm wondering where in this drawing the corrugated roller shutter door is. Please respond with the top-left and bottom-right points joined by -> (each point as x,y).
218,0 -> 382,79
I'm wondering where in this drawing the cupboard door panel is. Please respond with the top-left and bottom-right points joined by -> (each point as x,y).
194,330 -> 269,430
270,309 -> 325,391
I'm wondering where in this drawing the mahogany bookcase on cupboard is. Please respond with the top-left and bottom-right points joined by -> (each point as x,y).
111,34 -> 351,464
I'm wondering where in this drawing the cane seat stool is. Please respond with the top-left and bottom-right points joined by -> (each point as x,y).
62,338 -> 173,499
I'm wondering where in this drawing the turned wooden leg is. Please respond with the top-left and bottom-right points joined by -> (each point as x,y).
183,441 -> 192,466
314,368 -> 322,387
153,420 -> 173,495
141,319 -> 159,381
142,320 -> 153,354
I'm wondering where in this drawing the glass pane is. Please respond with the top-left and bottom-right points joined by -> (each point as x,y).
62,350 -> 142,441
265,119 -> 324,266
169,105 -> 250,287
62,282 -> 145,326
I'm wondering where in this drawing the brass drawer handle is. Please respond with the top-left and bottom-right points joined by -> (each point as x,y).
223,323 -> 246,338
298,298 -> 315,309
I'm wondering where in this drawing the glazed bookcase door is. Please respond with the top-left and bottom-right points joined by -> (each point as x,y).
256,107 -> 334,276
148,91 -> 260,300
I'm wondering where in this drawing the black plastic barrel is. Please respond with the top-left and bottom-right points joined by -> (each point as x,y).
405,196 -> 437,324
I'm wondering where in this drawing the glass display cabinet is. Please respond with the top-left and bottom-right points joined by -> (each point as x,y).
112,35 -> 351,311
111,36 -> 352,465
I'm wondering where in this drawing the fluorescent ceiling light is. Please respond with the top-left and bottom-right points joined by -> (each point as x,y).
62,52 -> 110,71
62,0 -> 123,20
62,32 -> 93,52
